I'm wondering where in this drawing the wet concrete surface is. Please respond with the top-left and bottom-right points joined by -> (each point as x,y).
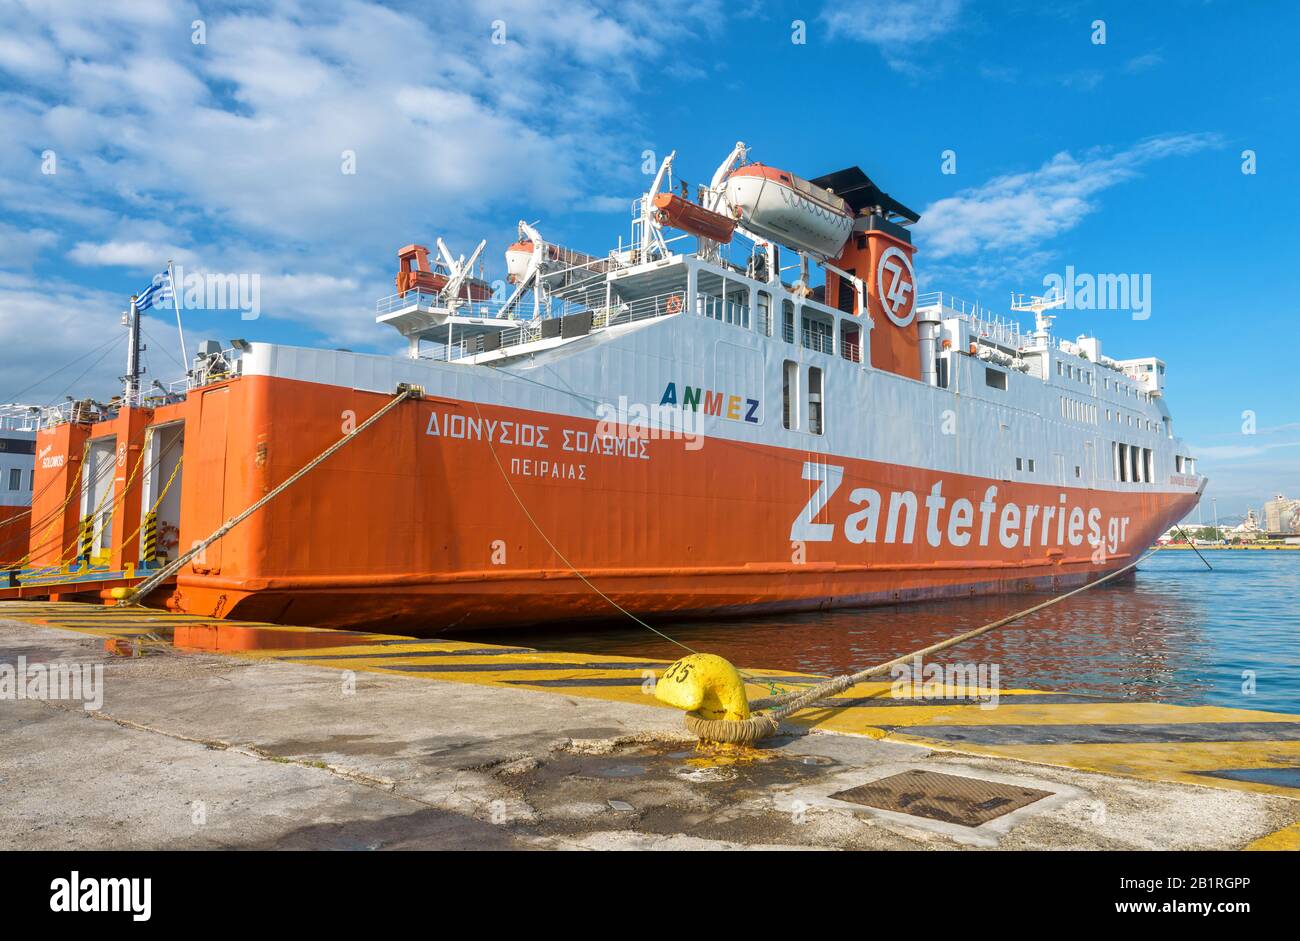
2,618 -> 1299,851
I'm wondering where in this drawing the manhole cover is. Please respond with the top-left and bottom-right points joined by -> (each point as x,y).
675,766 -> 737,783
829,770 -> 1052,827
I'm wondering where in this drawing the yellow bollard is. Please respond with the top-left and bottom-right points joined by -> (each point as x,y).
654,653 -> 751,721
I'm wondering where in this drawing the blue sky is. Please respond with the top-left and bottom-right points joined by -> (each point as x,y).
0,0 -> 1296,517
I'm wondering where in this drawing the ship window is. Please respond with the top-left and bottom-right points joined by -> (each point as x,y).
28,469 -> 34,490
835,269 -> 856,314
782,301 -> 795,344
1028,459 -> 1035,472
1057,361 -> 1063,376
840,321 -> 861,364
802,316 -> 833,354
807,367 -> 824,435
1143,448 -> 1153,483
757,291 -> 772,337
1118,443 -> 1128,482
7,468 -> 18,491
1075,465 -> 1082,478
984,367 -> 1007,391
782,359 -> 798,430
1016,457 -> 1023,471
1176,455 -> 1184,473
1130,443 -> 1141,482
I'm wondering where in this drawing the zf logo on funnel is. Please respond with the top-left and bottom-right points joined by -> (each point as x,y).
49,872 -> 151,921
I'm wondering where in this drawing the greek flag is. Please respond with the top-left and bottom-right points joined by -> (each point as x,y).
135,269 -> 174,312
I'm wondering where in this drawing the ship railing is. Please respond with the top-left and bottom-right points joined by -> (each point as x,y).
376,289 -> 444,315
801,327 -> 834,355
919,292 -> 1030,351
966,317 -> 1025,351
378,288 -> 627,324
34,399 -> 108,428
420,289 -> 690,362
0,404 -> 41,433
916,291 -> 1002,320
591,289 -> 686,330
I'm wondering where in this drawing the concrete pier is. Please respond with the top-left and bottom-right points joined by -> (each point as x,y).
2,602 -> 1297,851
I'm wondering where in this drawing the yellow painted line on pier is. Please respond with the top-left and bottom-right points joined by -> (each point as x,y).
1245,821 -> 1300,851
3,600 -> 1300,805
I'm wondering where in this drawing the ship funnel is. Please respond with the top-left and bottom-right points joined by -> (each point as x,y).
809,167 -> 921,381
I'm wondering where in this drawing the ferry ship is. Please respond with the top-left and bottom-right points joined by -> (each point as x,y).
1,142 -> 1206,630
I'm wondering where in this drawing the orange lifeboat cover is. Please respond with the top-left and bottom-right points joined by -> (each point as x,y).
652,193 -> 737,244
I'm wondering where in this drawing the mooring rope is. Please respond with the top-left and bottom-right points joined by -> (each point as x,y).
684,546 -> 1163,744
122,387 -> 414,604
57,427 -> 155,567
1,441 -> 101,570
1172,523 -> 1214,570
470,399 -> 707,659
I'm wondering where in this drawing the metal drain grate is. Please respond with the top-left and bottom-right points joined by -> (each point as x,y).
830,770 -> 1052,826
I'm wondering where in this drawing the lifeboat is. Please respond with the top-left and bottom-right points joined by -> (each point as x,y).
723,164 -> 854,258
396,244 -> 491,299
651,193 -> 736,243
505,240 -> 534,284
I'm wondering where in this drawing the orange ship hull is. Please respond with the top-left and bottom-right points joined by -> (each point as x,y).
86,374 -> 1198,632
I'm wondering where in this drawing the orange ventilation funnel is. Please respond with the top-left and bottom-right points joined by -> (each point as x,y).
811,167 -> 921,381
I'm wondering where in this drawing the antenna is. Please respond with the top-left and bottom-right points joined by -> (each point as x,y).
1011,290 -> 1067,337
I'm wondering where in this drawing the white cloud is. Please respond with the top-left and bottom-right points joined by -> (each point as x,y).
0,0 -> 723,367
67,239 -> 196,269
1059,69 -> 1104,91
917,133 -> 1222,262
0,32 -> 62,81
1125,52 -> 1164,73
822,0 -> 963,72
0,272 -> 129,405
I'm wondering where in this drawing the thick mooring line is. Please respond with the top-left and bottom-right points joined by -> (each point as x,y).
673,547 -> 1163,745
